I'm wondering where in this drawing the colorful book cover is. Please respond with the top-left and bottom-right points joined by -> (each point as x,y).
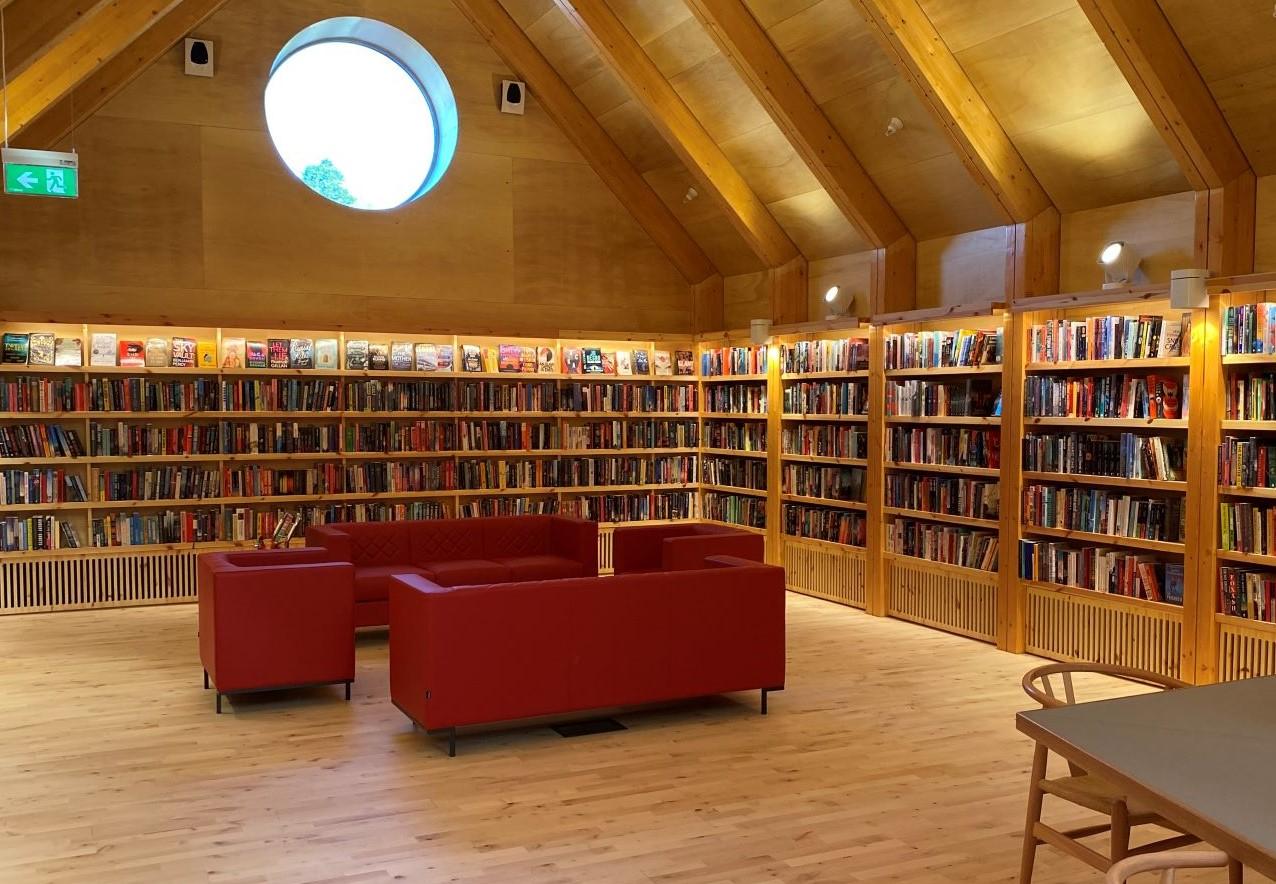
53,338 -> 83,367
600,350 -> 617,375
2,332 -> 30,364
89,333 -> 117,367
315,338 -> 338,370
171,337 -> 197,368
118,340 -> 145,367
221,337 -> 246,369
368,342 -> 390,371
390,341 -> 414,371
415,343 -> 438,372
652,350 -> 672,376
582,347 -> 604,374
143,337 -> 168,367
345,340 -> 369,371
674,350 -> 694,376
197,340 -> 217,369
615,351 -> 632,375
461,344 -> 483,373
437,345 -> 455,371
519,346 -> 537,373
289,338 -> 315,369
483,347 -> 498,373
562,347 -> 583,374
632,349 -> 650,375
537,346 -> 556,373
264,338 -> 288,370
245,340 -> 268,369
27,333 -> 54,366
498,344 -> 522,373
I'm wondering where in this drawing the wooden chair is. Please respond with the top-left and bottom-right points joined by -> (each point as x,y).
1106,850 -> 1230,882
1018,663 -> 1243,884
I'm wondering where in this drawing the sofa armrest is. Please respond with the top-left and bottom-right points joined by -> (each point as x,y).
549,516 -> 599,575
389,574 -> 451,728
662,531 -> 765,571
218,547 -> 331,568
611,524 -> 686,574
306,524 -> 353,563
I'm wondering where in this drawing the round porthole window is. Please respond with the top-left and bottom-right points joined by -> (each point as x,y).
264,18 -> 458,211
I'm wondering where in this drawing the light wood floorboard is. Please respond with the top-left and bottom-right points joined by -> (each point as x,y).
0,595 -> 1263,883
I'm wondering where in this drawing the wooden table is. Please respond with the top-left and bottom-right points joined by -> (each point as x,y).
1017,676 -> 1276,878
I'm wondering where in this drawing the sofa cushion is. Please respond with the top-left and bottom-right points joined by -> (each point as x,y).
481,516 -> 551,558
409,519 -> 484,566
341,522 -> 412,567
420,559 -> 510,587
354,564 -> 429,602
496,554 -> 586,581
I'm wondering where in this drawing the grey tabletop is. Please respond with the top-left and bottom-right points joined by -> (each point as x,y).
1017,676 -> 1276,877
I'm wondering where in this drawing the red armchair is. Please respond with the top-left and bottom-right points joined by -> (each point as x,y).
612,523 -> 765,574
198,547 -> 355,713
389,554 -> 786,755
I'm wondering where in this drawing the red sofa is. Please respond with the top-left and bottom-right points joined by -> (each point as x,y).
306,515 -> 598,627
389,554 -> 786,755
198,547 -> 355,713
612,523 -> 765,574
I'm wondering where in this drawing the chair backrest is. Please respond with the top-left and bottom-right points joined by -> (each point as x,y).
1105,849 -> 1228,882
1022,662 -> 1189,710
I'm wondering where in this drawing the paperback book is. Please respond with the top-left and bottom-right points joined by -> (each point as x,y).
197,340 -> 217,369
537,346 -> 556,373
461,344 -> 483,373
54,338 -> 82,367
246,341 -> 268,369
582,347 -> 604,374
368,342 -> 390,371
675,350 -> 694,376
632,350 -> 650,375
562,347 -> 583,374
600,350 -> 617,375
145,337 -> 170,367
290,338 -> 315,370
1,332 -> 29,365
415,343 -> 438,372
520,346 -> 537,373
118,340 -> 146,367
266,338 -> 290,370
653,350 -> 672,376
390,341 -> 414,371
345,340 -> 369,371
171,337 -> 197,368
315,339 -> 339,370
221,338 -> 246,369
28,333 -> 54,366
90,333 -> 117,367
615,351 -> 632,375
498,344 -> 522,373
437,345 -> 455,371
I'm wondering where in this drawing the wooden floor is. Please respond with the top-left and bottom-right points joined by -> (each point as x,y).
0,595 -> 1263,884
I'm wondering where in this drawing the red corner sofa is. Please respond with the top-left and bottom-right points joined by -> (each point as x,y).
389,554 -> 786,756
198,547 -> 355,713
306,515 -> 598,627
612,522 -> 765,574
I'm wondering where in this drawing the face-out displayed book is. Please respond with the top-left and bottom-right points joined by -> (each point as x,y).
2,333 -> 30,364
28,333 -> 54,366
54,338 -> 83,367
315,338 -> 338,370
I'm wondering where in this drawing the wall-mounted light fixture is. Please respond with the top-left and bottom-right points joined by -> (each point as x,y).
750,319 -> 772,346
1098,241 -> 1142,290
824,285 -> 856,319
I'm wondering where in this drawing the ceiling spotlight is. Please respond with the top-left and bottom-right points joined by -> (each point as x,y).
824,285 -> 855,319
1098,240 -> 1142,290
683,186 -> 699,202
885,116 -> 904,137
824,285 -> 840,304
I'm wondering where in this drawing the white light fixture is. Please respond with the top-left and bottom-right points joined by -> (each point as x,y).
824,285 -> 855,319
885,116 -> 904,137
824,285 -> 840,304
750,319 -> 772,346
1170,268 -> 1211,310
1098,240 -> 1142,290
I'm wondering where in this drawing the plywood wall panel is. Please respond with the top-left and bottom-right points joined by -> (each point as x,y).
1255,174 -> 1276,272
724,270 -> 770,328
916,228 -> 1010,308
808,250 -> 874,319
1059,191 -> 1195,292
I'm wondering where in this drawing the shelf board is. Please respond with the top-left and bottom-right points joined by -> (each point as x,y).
1022,471 -> 1187,493
1025,357 -> 1190,372
1221,420 -> 1276,432
1217,485 -> 1276,500
1020,524 -> 1184,554
561,411 -> 696,419
699,518 -> 766,535
453,488 -> 556,497
884,364 -> 1002,377
781,533 -> 866,552
700,447 -> 767,459
885,415 -> 1000,426
781,413 -> 868,423
0,364 -> 87,374
1022,579 -> 1183,613
781,453 -> 866,467
338,450 -> 457,460
781,370 -> 869,380
1,499 -> 93,511
701,412 -> 768,421
1217,549 -> 1276,568
702,483 -> 768,498
0,456 -> 90,466
1214,612 -> 1276,632
882,506 -> 999,530
885,461 -> 999,478
781,493 -> 866,511
701,374 -> 767,383
882,550 -> 997,579
1024,416 -> 1187,429
1222,354 -> 1276,366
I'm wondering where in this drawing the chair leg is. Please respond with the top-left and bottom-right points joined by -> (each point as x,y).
203,670 -> 209,690
1019,742 -> 1049,884
1110,799 -> 1131,865
448,727 -> 456,758
215,693 -> 222,714
345,681 -> 352,701
761,688 -> 768,716
1229,858 -> 1244,884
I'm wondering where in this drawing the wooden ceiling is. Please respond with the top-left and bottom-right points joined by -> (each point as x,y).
1,0 -> 1268,286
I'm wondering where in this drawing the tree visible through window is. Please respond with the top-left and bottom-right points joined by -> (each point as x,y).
302,159 -> 355,207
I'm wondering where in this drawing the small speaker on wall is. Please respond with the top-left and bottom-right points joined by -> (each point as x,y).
185,38 -> 215,78
500,79 -> 526,115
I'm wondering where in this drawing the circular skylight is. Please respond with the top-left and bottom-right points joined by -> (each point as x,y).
264,18 -> 458,211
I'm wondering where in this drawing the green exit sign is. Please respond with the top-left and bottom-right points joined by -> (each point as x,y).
2,147 -> 79,199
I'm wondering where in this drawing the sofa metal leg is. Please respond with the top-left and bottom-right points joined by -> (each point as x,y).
215,693 -> 222,714
345,681 -> 352,701
448,727 -> 457,758
203,670 -> 209,690
761,688 -> 768,716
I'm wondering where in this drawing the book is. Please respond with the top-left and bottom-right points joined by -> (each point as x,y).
498,344 -> 522,373
461,344 -> 483,373
345,339 -> 369,371
615,350 -> 632,376
289,338 -> 315,369
196,340 -> 217,369
118,340 -> 145,367
368,342 -> 390,371
483,347 -> 498,373
246,341 -> 268,369
170,337 -> 197,368
653,350 -> 672,376
562,347 -> 583,374
1164,563 -> 1184,604
437,345 -> 454,371
1,333 -> 29,365
145,337 -> 169,367
270,511 -> 301,548
221,337 -> 246,369
600,350 -> 617,375
315,338 -> 338,370
90,333 -> 117,367
27,333 -> 54,366
537,346 -> 555,373
415,343 -> 438,372
632,349 -> 650,375
53,338 -> 82,367
582,347 -> 605,374
390,341 -> 414,371
520,346 -> 537,374
265,338 -> 289,370
675,349 -> 694,376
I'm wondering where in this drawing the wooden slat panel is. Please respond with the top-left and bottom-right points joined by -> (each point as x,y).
887,555 -> 997,643
1025,585 -> 1182,678
1217,618 -> 1276,682
0,547 -> 199,614
782,537 -> 866,609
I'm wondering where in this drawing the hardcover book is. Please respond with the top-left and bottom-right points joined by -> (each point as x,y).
345,339 -> 369,371
461,344 -> 483,373
197,340 -> 217,369
118,340 -> 146,367
615,351 -> 632,376
246,341 -> 268,369
368,342 -> 390,371
562,347 -> 583,374
519,346 -> 537,373
90,333 -> 117,367
632,349 -> 650,375
171,337 -> 197,368
54,338 -> 83,367
266,338 -> 290,370
498,344 -> 522,373
2,333 -> 29,364
600,350 -> 617,375
675,349 -> 694,376
415,343 -> 438,372
289,338 -> 315,370
437,345 -> 455,371
27,333 -> 55,366
390,341 -> 414,371
221,338 -> 246,369
653,350 -> 672,376
315,338 -> 338,370
537,346 -> 555,373
145,337 -> 170,367
582,347 -> 604,374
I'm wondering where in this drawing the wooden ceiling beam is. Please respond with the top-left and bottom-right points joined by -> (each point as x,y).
850,0 -> 1053,224
552,0 -> 802,270
0,0 -> 184,139
15,0 -> 232,149
453,0 -> 719,289
0,0 -> 113,80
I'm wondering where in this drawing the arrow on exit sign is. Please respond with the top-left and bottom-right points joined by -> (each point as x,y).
2,147 -> 79,199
